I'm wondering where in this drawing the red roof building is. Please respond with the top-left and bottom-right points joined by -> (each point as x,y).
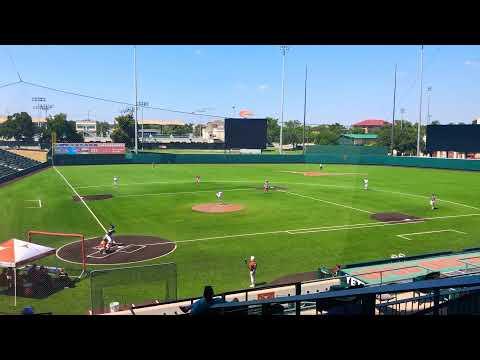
352,119 -> 390,133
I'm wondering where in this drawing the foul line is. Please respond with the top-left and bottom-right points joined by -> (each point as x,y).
176,213 -> 480,245
278,190 -> 374,214
372,188 -> 480,211
396,229 -> 467,240
53,166 -> 107,233
115,188 -> 254,198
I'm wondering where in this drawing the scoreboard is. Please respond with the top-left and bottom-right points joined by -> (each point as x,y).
55,143 -> 126,155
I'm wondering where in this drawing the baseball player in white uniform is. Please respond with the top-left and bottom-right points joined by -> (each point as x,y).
247,256 -> 257,288
216,191 -> 224,204
364,178 -> 369,190
113,176 -> 119,186
100,225 -> 117,254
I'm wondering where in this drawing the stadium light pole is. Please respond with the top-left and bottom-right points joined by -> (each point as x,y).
134,45 -> 139,154
302,65 -> 308,155
426,86 -> 432,125
390,64 -> 398,154
32,97 -> 46,122
138,101 -> 149,150
416,45 -> 424,157
279,45 -> 289,154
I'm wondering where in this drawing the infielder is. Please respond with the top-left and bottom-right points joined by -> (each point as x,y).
264,180 -> 270,193
246,256 -> 257,288
319,164 -> 323,170
430,194 -> 437,210
216,191 -> 224,204
113,176 -> 119,186
363,177 -> 369,190
195,176 -> 201,184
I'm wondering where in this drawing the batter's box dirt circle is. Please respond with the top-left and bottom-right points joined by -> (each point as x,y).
56,235 -> 176,265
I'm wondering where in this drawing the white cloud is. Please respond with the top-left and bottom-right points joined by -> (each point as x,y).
257,84 -> 269,92
465,59 -> 480,66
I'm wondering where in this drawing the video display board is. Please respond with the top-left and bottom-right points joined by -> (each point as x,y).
224,118 -> 267,149
426,125 -> 480,153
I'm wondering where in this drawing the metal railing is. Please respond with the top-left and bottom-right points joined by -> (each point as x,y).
208,275 -> 480,315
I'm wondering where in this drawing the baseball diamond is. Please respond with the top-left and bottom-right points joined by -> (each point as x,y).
1,162 -> 480,314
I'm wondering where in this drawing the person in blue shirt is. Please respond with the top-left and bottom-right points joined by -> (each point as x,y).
180,286 -> 224,315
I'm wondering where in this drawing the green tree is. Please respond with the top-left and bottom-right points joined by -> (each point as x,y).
377,121 -> 426,154
40,113 -> 84,143
283,120 -> 303,148
266,117 -> 280,144
430,120 -> 440,125
96,121 -> 111,137
110,112 -> 135,147
0,112 -> 34,141
310,125 -> 340,145
193,124 -> 204,137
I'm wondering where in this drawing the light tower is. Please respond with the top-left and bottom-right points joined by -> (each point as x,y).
137,101 -> 149,150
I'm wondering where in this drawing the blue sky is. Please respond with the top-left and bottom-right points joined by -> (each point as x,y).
0,45 -> 479,125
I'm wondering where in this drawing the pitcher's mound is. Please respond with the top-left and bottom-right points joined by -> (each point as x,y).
73,194 -> 113,202
371,212 -> 423,223
192,203 -> 245,213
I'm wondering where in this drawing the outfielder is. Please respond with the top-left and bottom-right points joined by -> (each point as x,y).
319,164 -> 323,170
430,194 -> 437,210
113,176 -> 119,186
195,176 -> 201,184
363,177 -> 369,190
246,256 -> 257,288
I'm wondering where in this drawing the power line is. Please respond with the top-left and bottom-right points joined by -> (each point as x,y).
20,80 -> 226,119
0,80 -> 21,90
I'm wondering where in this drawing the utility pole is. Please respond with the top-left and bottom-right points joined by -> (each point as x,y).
279,45 -> 289,154
134,46 -> 139,154
416,45 -> 424,157
302,65 -> 308,155
390,64 -> 397,154
400,108 -> 405,130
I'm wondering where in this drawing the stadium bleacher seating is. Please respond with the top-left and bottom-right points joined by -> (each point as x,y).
0,149 -> 41,178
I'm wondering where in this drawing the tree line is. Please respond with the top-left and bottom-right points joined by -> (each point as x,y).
0,111 -> 428,154
266,117 -> 427,154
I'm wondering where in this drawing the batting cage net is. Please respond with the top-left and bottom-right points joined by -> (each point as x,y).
89,262 -> 177,314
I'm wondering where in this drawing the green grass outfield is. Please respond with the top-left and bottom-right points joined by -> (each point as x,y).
1,163 -> 480,314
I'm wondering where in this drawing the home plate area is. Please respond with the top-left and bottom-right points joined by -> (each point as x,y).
57,235 -> 176,265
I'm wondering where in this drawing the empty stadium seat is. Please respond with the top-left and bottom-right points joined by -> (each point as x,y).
0,149 -> 41,178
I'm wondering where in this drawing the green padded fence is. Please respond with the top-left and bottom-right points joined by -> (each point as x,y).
52,148 -> 480,172
305,144 -> 388,156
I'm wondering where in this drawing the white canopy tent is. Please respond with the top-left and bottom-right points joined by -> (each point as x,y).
0,239 -> 56,306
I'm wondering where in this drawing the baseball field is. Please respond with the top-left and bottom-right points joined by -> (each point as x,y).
1,162 -> 480,314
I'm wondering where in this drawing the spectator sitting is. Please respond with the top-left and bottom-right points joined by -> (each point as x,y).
179,286 -> 224,315
21,306 -> 35,315
38,266 -> 53,289
27,264 -> 38,283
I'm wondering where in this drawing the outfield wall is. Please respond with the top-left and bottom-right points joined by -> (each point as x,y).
52,151 -> 480,171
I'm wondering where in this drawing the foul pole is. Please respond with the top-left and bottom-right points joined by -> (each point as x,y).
302,65 -> 308,155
